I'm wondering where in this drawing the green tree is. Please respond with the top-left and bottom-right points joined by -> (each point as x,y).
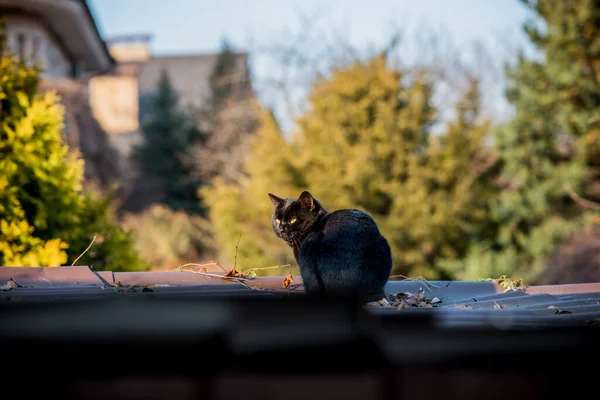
0,22 -> 148,271
471,0 -> 600,281
295,58 -> 496,279
201,107 -> 303,272
428,78 -> 501,279
210,37 -> 238,112
204,54 -> 496,279
133,69 -> 206,215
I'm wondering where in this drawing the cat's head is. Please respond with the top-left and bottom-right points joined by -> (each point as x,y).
267,191 -> 324,246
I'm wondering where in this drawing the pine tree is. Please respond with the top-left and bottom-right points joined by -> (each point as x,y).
0,22 -> 148,271
133,69 -> 206,215
195,38 -> 260,184
292,56 -> 442,277
477,0 -> 600,281
203,54 -> 496,279
427,79 -> 502,279
295,58 -> 497,279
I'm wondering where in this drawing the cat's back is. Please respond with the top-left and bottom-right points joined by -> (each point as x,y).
320,209 -> 382,236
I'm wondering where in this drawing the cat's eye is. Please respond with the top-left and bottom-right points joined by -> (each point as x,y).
290,218 -> 297,224
275,218 -> 281,224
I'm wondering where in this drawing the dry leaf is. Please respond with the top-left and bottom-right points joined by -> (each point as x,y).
387,289 -> 441,309
224,269 -> 238,277
378,298 -> 392,307
283,274 -> 294,288
0,279 -> 19,291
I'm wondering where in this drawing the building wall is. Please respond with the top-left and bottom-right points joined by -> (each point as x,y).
89,75 -> 140,136
4,15 -> 72,78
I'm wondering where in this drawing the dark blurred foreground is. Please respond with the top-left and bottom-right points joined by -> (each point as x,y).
1,266 -> 599,400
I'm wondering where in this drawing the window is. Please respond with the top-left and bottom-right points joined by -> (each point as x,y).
31,36 -> 41,62
16,33 -> 26,62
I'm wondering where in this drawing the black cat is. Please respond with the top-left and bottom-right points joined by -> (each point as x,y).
268,191 -> 392,301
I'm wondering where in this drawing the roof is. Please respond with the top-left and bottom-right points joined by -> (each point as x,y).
0,0 -> 115,71
1,265 -> 599,330
1,265 -> 597,398
80,0 -> 116,68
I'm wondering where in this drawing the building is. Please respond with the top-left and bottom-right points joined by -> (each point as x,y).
0,0 -> 124,190
89,35 -> 257,213
2,0 -> 257,213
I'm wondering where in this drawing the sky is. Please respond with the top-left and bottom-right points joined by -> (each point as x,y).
88,0 -> 537,131
89,0 -> 533,56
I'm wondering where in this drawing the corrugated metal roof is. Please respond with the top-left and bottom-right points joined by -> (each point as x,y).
1,265 -> 598,400
1,265 -> 599,329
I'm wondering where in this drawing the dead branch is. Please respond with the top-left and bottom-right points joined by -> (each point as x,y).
233,231 -> 243,270
71,235 -> 97,266
243,264 -> 292,273
175,262 -> 226,273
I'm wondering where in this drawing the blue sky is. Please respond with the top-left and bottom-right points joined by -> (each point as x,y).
89,0 -> 533,55
88,0 -> 537,131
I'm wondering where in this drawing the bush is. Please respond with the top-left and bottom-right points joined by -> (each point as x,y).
122,205 -> 217,270
0,21 -> 148,271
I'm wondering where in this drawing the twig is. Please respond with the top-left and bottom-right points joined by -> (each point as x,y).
234,231 -> 243,270
177,268 -> 263,290
71,235 -> 97,267
564,183 -> 600,210
388,274 -> 442,290
389,274 -> 411,280
175,262 -> 226,273
243,264 -> 292,273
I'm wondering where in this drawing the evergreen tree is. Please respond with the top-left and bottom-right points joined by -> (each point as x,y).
475,0 -> 600,281
133,69 -> 206,215
204,54 -> 496,279
295,58 -> 495,278
195,38 -> 260,184
0,22 -> 148,271
210,37 -> 238,112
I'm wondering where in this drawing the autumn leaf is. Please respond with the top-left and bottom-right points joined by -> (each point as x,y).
224,268 -> 238,277
283,274 -> 294,288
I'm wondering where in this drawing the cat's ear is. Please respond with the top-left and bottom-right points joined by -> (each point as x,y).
268,193 -> 283,207
298,191 -> 316,211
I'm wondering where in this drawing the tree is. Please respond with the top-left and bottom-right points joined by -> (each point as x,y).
295,57 -> 497,279
473,0 -> 600,281
201,107 -> 303,272
194,38 -> 260,184
204,54 -> 497,279
0,22 -> 148,271
132,69 -> 206,215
